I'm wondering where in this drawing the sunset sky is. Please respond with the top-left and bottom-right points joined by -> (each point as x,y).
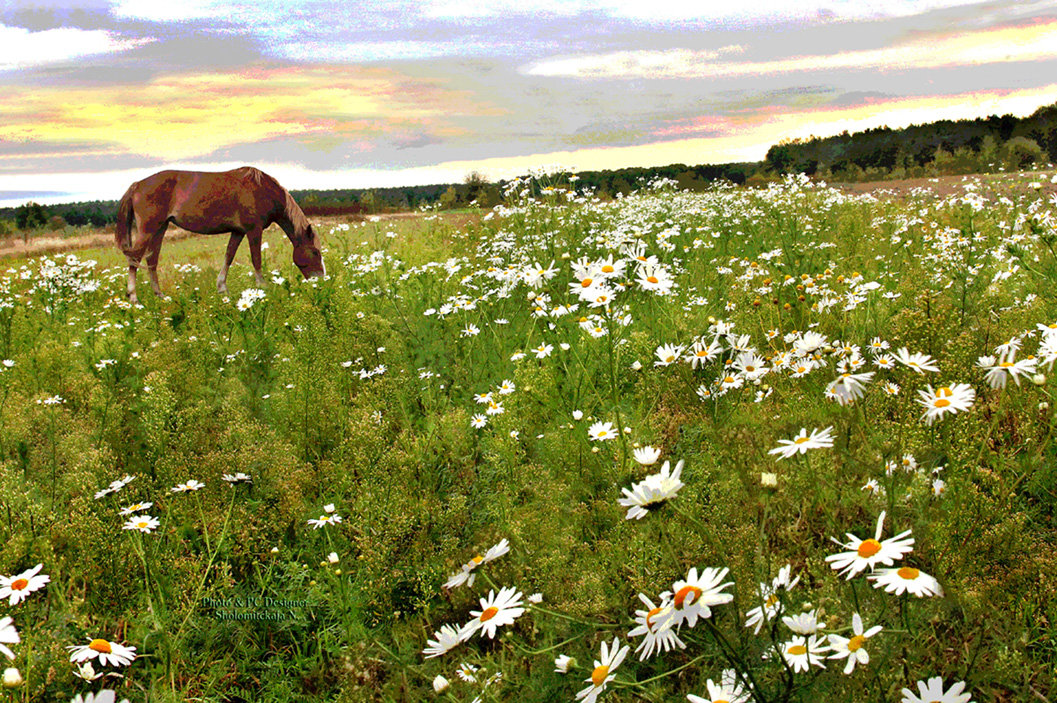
2,0 -> 1056,206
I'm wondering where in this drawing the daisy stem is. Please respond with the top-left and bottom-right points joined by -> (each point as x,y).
602,306 -> 629,472
526,604 -> 621,629
614,653 -> 708,689
511,631 -> 586,656
703,618 -> 768,703
194,491 -> 212,554
173,488 -> 237,643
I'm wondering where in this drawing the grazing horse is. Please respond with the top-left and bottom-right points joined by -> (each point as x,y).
114,166 -> 325,303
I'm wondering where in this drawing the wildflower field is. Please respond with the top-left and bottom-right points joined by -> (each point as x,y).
0,172 -> 1056,702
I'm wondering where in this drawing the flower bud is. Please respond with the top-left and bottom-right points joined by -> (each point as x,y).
3,668 -> 22,689
761,472 -> 778,488
630,360 -> 643,371
433,675 -> 450,693
1032,373 -> 1046,386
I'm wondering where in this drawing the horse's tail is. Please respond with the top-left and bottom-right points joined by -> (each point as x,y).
115,183 -> 136,252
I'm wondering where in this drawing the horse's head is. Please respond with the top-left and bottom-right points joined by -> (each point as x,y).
292,224 -> 326,280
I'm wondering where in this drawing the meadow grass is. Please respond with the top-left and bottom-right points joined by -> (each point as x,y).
0,173 -> 1055,702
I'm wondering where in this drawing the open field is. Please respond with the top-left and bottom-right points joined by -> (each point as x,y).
0,172 -> 1055,702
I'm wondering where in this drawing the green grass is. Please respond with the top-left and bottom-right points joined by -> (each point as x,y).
0,175 -> 1055,702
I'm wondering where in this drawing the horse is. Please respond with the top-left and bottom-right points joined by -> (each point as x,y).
114,166 -> 325,303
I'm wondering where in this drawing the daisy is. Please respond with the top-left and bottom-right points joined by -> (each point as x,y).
687,672 -> 750,703
444,539 -> 510,589
532,343 -> 553,359
633,445 -> 661,465
782,610 -> 819,635
69,692 -> 130,703
827,612 -> 882,674
627,593 -> 684,660
781,634 -> 828,673
119,502 -> 153,516
497,379 -> 516,394
618,460 -> 684,520
0,617 -> 18,660
916,384 -> 975,425
666,567 -> 734,628
0,564 -> 50,606
67,638 -> 137,667
122,515 -> 159,533
422,624 -> 463,658
637,265 -> 674,295
307,513 -> 343,529
895,347 -> 940,374
171,480 -> 205,493
744,565 -> 799,634
868,566 -> 943,597
979,353 -> 1037,389
686,338 -> 722,368
576,637 -> 629,703
587,421 -> 617,442
461,586 -> 525,639
825,511 -> 914,579
768,426 -> 834,460
554,654 -> 575,673
221,472 -> 252,484
654,343 -> 685,367
826,372 -> 874,406
901,677 -> 973,703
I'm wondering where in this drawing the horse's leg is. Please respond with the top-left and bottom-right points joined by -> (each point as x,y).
217,232 -> 245,294
125,217 -> 152,305
247,226 -> 266,287
145,223 -> 169,298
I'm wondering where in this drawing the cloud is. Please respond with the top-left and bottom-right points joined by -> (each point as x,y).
0,65 -> 493,163
423,0 -> 988,23
524,20 -> 1057,78
0,22 -> 152,71
109,0 -> 224,22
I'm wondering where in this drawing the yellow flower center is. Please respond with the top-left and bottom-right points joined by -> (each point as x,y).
723,376 -> 735,384
787,644 -> 807,655
696,350 -> 708,357
933,398 -> 951,408
591,665 -> 610,686
765,594 -> 779,608
746,365 -> 756,372
479,606 -> 499,622
999,361 -> 1014,368
88,639 -> 112,654
647,276 -> 659,284
674,585 -> 702,609
897,566 -> 920,580
10,578 -> 28,591
857,538 -> 882,558
665,356 -> 675,363
645,606 -> 665,632
581,278 -> 593,287
794,436 -> 810,444
471,555 -> 484,565
601,265 -> 614,273
848,635 -> 865,652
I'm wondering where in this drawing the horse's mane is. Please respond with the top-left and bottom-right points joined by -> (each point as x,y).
232,167 -> 310,236
283,189 -> 311,234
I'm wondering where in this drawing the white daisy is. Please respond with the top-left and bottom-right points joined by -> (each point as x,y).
422,624 -> 462,658
576,637 -> 629,703
768,427 -> 834,460
627,593 -> 684,660
67,638 -> 137,667
824,511 -> 914,579
827,612 -> 882,674
0,617 -> 18,660
0,564 -> 50,606
901,676 -> 972,703
618,460 -> 684,520
780,634 -> 828,673
868,566 -> 943,597
461,586 -> 525,640
665,567 -> 734,629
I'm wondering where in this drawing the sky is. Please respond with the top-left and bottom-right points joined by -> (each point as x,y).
1,0 -> 1056,206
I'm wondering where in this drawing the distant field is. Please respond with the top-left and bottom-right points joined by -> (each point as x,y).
0,172 -> 1054,702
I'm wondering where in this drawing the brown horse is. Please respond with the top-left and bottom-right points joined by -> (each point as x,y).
115,166 -> 325,303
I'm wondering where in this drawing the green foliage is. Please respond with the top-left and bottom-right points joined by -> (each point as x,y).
0,174 -> 1054,701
